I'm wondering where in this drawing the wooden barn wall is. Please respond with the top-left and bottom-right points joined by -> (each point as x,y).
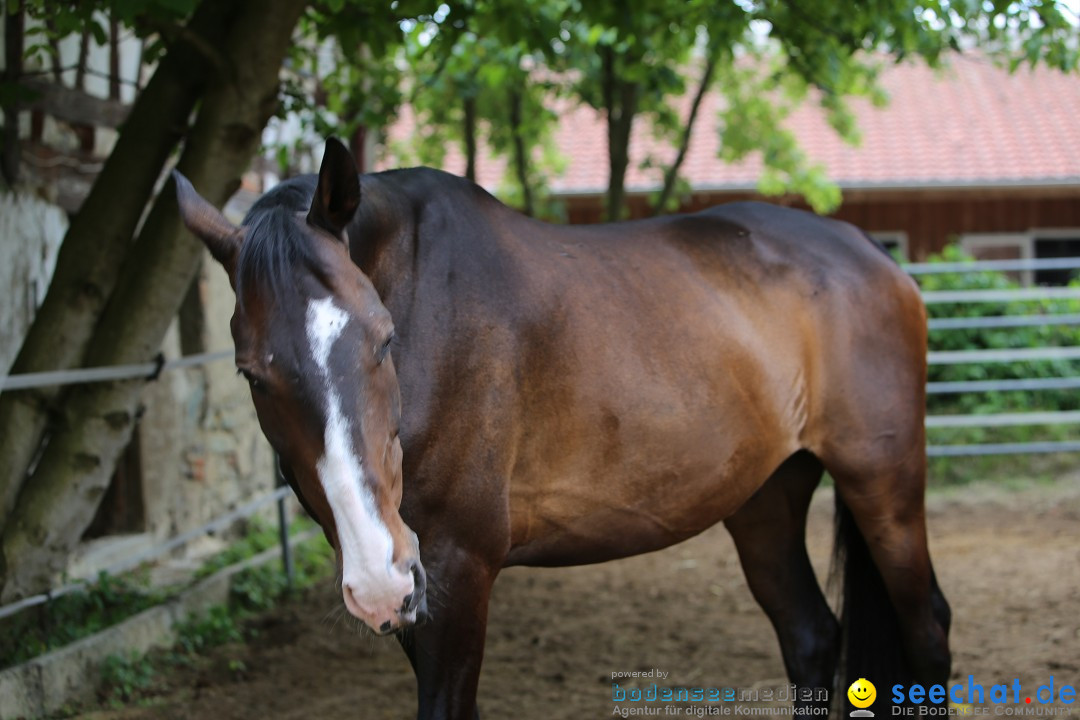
562,190 -> 1080,261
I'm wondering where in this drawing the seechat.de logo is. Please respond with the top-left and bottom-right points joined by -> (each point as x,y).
849,679 -> 878,718
891,677 -> 1077,716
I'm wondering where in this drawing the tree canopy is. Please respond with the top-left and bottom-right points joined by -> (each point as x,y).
289,0 -> 1078,216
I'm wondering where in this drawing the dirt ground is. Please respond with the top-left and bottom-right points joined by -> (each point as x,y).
82,476 -> 1080,720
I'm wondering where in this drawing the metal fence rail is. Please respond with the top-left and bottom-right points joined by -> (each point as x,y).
0,348 -> 301,624
0,350 -> 233,391
0,485 -> 294,621
922,287 -> 1080,304
904,256 -> 1080,276
928,346 -> 1080,364
928,376 -> 1080,394
914,255 -> 1080,457
926,410 -> 1080,428
928,313 -> 1080,331
927,441 -> 1080,457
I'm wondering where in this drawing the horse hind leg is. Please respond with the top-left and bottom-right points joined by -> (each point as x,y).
824,446 -> 951,697
724,450 -> 839,713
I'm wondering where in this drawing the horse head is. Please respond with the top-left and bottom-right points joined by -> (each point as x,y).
174,139 -> 425,635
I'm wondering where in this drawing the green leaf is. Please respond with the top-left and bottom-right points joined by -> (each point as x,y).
89,18 -> 108,46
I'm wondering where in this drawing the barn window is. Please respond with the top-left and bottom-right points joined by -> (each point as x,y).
959,233 -> 1033,285
870,231 -> 909,261
1032,230 -> 1080,286
959,231 -> 1080,287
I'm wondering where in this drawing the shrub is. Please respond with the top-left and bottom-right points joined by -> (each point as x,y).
175,606 -> 243,654
922,244 -> 1080,415
917,244 -> 1080,481
0,573 -> 163,671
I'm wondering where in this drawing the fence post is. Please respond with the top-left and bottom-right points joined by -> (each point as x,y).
274,451 -> 295,591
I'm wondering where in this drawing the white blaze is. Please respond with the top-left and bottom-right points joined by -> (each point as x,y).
307,297 -> 348,374
305,297 -> 398,615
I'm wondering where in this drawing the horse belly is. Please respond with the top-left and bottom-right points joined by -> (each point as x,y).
501,240 -> 814,567
503,428 -> 792,567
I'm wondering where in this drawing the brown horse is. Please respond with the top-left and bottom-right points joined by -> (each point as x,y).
175,138 -> 950,719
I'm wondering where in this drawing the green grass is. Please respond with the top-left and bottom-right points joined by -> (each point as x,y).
0,515 -> 328,672
175,605 -> 244,654
229,536 -> 330,612
99,650 -> 156,706
94,529 -> 333,711
0,572 -> 166,671
194,515 -> 318,580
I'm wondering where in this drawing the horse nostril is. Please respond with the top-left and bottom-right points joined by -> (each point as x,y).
412,561 -> 426,592
402,559 -> 426,614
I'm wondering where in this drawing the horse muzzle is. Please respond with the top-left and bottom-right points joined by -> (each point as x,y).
342,557 -> 427,635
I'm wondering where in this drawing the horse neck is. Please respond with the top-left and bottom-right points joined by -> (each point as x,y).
347,170 -> 536,349
348,170 -> 513,311
347,175 -> 417,309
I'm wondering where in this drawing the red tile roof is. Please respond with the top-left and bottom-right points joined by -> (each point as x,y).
381,53 -> 1080,194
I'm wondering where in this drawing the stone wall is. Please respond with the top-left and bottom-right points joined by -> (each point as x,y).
135,257 -> 276,553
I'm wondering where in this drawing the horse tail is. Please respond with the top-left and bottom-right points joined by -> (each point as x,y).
833,491 -> 911,705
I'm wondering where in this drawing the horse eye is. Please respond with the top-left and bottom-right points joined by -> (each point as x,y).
376,333 -> 394,364
238,368 -> 266,391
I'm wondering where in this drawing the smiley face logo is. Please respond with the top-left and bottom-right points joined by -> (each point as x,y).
848,678 -> 877,709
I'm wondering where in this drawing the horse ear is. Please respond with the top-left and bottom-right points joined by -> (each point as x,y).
173,170 -> 242,275
307,137 -> 361,239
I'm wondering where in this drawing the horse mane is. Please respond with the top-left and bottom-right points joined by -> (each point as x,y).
236,176 -> 323,300
234,167 -> 500,301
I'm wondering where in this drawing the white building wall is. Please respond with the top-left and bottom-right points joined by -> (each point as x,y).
0,192 -> 68,376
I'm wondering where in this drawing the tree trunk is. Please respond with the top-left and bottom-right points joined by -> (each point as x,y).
463,94 -> 477,182
74,28 -> 90,91
44,14 -> 62,82
108,14 -> 121,102
508,87 -> 533,217
349,125 -> 367,174
653,53 -> 717,215
602,46 -> 638,222
2,0 -> 24,187
0,0 -> 306,602
0,0 -> 240,540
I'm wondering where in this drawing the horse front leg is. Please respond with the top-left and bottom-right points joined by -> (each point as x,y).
397,547 -> 498,720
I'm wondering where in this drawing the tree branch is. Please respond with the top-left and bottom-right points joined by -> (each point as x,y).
2,0 -> 24,186
508,86 -> 533,216
603,45 -> 638,222
653,52 -> 718,215
22,79 -> 130,129
140,16 -> 230,79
